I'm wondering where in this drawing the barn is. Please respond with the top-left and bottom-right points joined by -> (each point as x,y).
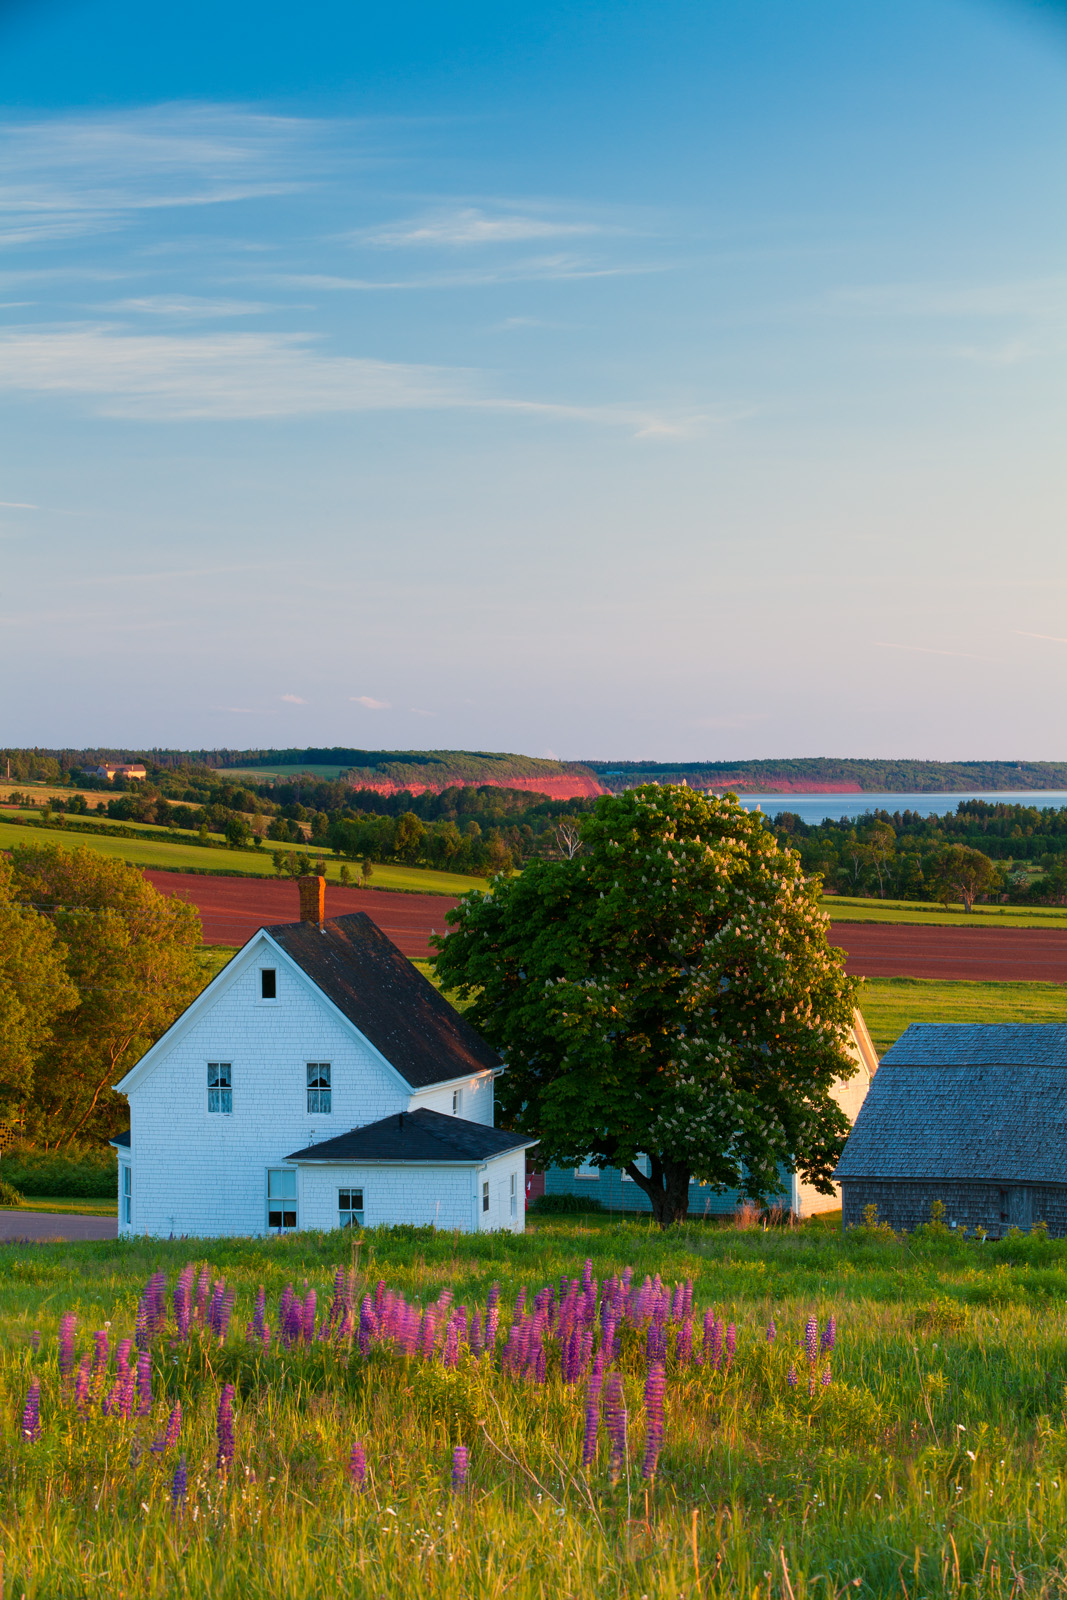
834,1023 -> 1067,1236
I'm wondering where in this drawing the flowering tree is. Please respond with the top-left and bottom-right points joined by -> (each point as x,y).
435,785 -> 859,1227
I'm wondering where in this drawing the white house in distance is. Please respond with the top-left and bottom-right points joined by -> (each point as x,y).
112,880 -> 535,1238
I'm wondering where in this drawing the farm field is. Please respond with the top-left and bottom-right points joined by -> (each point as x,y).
834,922 -> 1067,983
4,1217 -> 1067,1597
857,975 -> 1067,1054
821,895 -> 1067,930
0,815 -> 483,897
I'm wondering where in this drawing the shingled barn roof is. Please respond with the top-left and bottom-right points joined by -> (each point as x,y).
266,912 -> 503,1090
835,1024 -> 1067,1185
286,1107 -> 534,1165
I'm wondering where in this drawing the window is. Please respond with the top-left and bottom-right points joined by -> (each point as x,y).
510,1172 -> 517,1219
576,1157 -> 600,1181
208,1062 -> 232,1114
452,1090 -> 460,1115
260,969 -> 277,1000
122,1164 -> 131,1226
307,1062 -> 331,1115
267,1169 -> 297,1232
339,1187 -> 364,1228
622,1154 -> 650,1183
482,1180 -> 490,1213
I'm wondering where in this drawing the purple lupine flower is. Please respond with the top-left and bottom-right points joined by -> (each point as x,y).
193,1264 -> 211,1323
30,1330 -> 41,1354
581,1358 -> 603,1469
470,1311 -> 484,1356
134,1297 -> 148,1348
21,1380 -> 41,1442
820,1315 -> 836,1354
171,1455 -> 187,1512
640,1362 -> 665,1480
91,1329 -> 109,1392
147,1270 -> 167,1337
136,1349 -> 152,1415
58,1312 -> 77,1380
787,1365 -> 798,1389
766,1320 -> 777,1344
683,1279 -> 694,1319
216,1383 -> 235,1472
217,1289 -> 236,1344
603,1372 -> 628,1479
348,1440 -> 366,1488
302,1289 -> 316,1345
443,1317 -> 459,1369
279,1284 -> 294,1335
710,1318 -> 723,1372
75,1354 -> 91,1412
581,1258 -> 594,1292
118,1370 -> 136,1421
804,1315 -> 819,1366
485,1285 -> 500,1352
724,1324 -> 736,1370
675,1317 -> 693,1365
174,1264 -> 194,1340
165,1401 -> 182,1449
821,1365 -> 832,1388
207,1281 -> 225,1338
670,1283 -> 684,1322
451,1444 -> 469,1493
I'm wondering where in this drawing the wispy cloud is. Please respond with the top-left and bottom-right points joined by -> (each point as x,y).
362,206 -> 608,249
0,323 -> 730,434
1014,629 -> 1067,645
280,693 -> 307,703
0,500 -> 37,509
108,295 -> 274,319
351,695 -> 390,710
409,707 -> 434,717
268,255 -> 666,291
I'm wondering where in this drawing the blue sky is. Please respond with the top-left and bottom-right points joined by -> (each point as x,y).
1,0 -> 1065,760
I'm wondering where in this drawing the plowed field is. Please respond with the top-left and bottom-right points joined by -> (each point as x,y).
145,870 -> 1067,979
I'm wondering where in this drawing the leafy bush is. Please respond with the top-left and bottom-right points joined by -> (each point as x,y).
0,1177 -> 21,1206
531,1192 -> 604,1215
0,1142 -> 117,1198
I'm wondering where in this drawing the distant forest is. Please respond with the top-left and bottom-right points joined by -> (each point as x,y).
8,748 -> 1067,795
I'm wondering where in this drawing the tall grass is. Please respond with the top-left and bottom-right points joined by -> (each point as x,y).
4,1216 -> 1067,1598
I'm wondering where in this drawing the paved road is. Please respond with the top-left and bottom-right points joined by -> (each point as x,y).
0,1212 -> 117,1242
144,870 -> 458,958
830,921 -> 1067,982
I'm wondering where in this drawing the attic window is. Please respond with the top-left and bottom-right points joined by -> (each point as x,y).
452,1090 -> 460,1115
260,969 -> 277,1001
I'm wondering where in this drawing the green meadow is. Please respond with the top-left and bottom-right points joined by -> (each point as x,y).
0,814 -> 483,897
4,1217 -> 1067,1598
821,895 -> 1067,930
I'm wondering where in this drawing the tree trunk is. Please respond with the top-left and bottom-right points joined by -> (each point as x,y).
624,1155 -> 692,1229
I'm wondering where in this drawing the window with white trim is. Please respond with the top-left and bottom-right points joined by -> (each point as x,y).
339,1187 -> 364,1228
452,1089 -> 460,1114
207,1062 -> 232,1114
122,1164 -> 131,1226
267,1169 -> 297,1232
576,1157 -> 600,1180
510,1172 -> 517,1218
482,1180 -> 490,1213
306,1062 -> 331,1114
622,1154 -> 650,1182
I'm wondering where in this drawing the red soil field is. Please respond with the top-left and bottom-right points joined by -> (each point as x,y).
357,774 -> 606,800
144,871 -> 457,959
144,870 -> 1067,980
829,922 -> 1067,983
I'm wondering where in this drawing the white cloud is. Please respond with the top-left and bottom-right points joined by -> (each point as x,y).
1014,630 -> 1067,645
109,296 -> 274,319
409,707 -> 434,717
280,693 -> 307,703
0,500 -> 37,509
350,695 -> 390,710
363,207 -> 606,249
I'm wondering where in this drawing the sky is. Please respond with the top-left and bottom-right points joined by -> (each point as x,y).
1,0 -> 1065,762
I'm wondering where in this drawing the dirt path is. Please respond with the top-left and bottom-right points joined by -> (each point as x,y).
144,870 -> 457,958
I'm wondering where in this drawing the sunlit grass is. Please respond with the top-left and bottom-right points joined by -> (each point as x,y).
5,1217 -> 1067,1597
821,894 -> 1067,929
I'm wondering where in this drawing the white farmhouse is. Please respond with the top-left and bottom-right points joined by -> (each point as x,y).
112,890 -> 535,1238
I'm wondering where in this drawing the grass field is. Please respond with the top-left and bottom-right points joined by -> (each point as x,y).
0,815 -> 483,897
212,764 -> 354,781
822,895 -> 1067,930
5,1217 -> 1067,1597
0,1196 -> 117,1215
859,976 -> 1067,1054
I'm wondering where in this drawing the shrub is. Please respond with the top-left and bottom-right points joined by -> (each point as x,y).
0,1142 -> 117,1198
0,1177 -> 21,1206
531,1192 -> 604,1215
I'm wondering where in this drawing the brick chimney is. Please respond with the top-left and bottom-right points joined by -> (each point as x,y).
298,875 -> 326,931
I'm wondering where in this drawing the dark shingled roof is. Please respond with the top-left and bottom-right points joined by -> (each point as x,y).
109,1130 -> 131,1149
286,1107 -> 535,1164
266,912 -> 502,1090
836,1025 -> 1067,1184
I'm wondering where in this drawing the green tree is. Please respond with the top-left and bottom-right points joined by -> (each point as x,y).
435,785 -> 859,1228
864,821 -> 895,898
10,844 -> 204,1144
223,814 -> 252,850
928,844 -> 1002,912
393,811 -> 426,863
0,856 -> 77,1123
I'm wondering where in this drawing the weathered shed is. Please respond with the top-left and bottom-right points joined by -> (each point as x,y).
834,1023 -> 1067,1235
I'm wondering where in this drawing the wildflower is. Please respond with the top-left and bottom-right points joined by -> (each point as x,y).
21,1380 -> 41,1442
804,1315 -> 818,1365
216,1382 -> 236,1472
348,1441 -> 366,1489
787,1366 -> 798,1389
171,1455 -> 187,1512
603,1373 -> 628,1479
766,1319 -> 776,1344
30,1330 -> 40,1354
640,1361 -> 665,1481
451,1445 -> 469,1494
820,1315 -> 836,1354
724,1323 -> 736,1370
581,1358 -> 603,1469
74,1354 -> 91,1413
58,1312 -> 77,1380
302,1289 -> 316,1345
821,1365 -> 832,1388
136,1350 -> 152,1416
165,1401 -> 183,1449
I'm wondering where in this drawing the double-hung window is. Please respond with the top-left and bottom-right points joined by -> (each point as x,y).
510,1172 -> 517,1219
122,1165 -> 132,1225
576,1157 -> 599,1180
339,1187 -> 364,1228
208,1062 -> 232,1114
482,1180 -> 490,1214
267,1169 -> 297,1232
307,1062 -> 331,1114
